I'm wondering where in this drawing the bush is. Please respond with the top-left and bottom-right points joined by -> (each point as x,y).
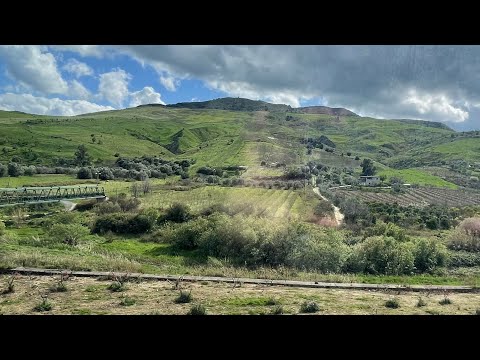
413,238 -> 448,273
97,167 -> 114,180
50,281 -> 67,293
7,162 -> 23,177
439,297 -> 452,305
0,163 -> 7,177
266,297 -> 280,306
348,236 -> 415,275
46,223 -> 90,246
74,199 -> 97,212
92,213 -> 153,234
366,221 -> 408,242
314,200 -> 334,216
187,304 -> 206,315
447,250 -> 480,267
111,195 -> 141,212
164,217 -> 211,249
120,297 -> 136,306
385,298 -> 400,308
77,167 -> 93,179
175,290 -> 193,304
0,221 -> 5,236
34,299 -> 53,312
93,201 -> 122,215
160,203 -> 192,223
300,301 -> 320,313
108,281 -> 125,292
448,218 -> 480,252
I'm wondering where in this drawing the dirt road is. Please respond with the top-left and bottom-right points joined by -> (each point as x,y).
312,187 -> 344,226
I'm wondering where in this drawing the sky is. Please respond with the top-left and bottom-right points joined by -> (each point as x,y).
0,45 -> 479,131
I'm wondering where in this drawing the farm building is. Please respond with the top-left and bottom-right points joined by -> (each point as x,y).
359,175 -> 380,186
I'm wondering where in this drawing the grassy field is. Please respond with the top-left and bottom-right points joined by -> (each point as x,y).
376,168 -> 458,189
0,275 -> 478,315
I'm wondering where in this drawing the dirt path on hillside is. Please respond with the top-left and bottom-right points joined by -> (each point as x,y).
312,187 -> 344,226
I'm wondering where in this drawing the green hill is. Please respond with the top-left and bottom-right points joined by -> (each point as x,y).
0,98 -> 476,187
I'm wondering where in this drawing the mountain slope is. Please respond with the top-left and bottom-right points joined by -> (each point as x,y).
0,98 -> 475,186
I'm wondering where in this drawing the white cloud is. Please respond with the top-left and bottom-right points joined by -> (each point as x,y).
50,45 -> 105,58
62,58 -> 94,78
402,89 -> 469,123
68,80 -> 91,100
160,74 -> 180,91
129,87 -> 165,107
98,69 -> 131,107
0,45 -> 68,95
0,93 -> 114,116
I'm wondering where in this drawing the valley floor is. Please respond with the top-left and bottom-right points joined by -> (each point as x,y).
1,274 -> 478,315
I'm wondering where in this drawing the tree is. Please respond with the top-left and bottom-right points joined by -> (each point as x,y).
142,176 -> 151,195
7,162 -> 24,177
0,163 -> 7,177
77,167 -> 93,179
361,159 -> 376,176
74,145 -> 91,166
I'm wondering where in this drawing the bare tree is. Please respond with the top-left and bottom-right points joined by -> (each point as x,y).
142,176 -> 151,195
131,182 -> 139,198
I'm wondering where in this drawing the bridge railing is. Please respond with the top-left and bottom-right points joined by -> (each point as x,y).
0,185 -> 106,207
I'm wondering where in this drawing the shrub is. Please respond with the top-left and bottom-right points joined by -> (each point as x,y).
448,218 -> 480,252
108,282 -> 125,292
366,221 -> 408,242
50,281 -> 67,293
97,167 -> 114,180
46,223 -> 90,246
0,221 -> 5,236
475,309 -> 480,315
160,203 -> 192,223
271,305 -> 284,315
7,162 -> 23,177
74,199 -> 97,212
187,304 -> 206,315
413,238 -> 448,273
439,297 -> 452,305
93,201 -> 122,215
0,163 -> 7,177
447,251 -> 480,267
120,297 -> 136,306
416,298 -> 427,307
175,290 -> 193,304
300,301 -> 320,313
165,217 -> 211,249
314,200 -> 334,216
34,298 -> 53,312
2,276 -> 15,294
348,236 -> 415,275
111,195 -> 141,212
385,298 -> 400,308
77,167 -> 93,179
266,297 -> 280,306
92,213 -> 153,234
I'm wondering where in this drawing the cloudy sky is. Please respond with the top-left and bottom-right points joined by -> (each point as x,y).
0,45 -> 479,130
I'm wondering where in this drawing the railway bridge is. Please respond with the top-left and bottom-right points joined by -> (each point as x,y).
0,185 -> 106,207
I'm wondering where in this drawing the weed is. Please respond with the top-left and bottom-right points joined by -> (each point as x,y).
266,297 -> 280,306
439,297 -> 452,305
385,298 -> 400,309
34,295 -> 52,312
271,305 -> 284,315
300,301 -> 320,313
120,297 -> 136,306
187,304 -> 206,315
416,297 -> 427,307
175,290 -> 193,304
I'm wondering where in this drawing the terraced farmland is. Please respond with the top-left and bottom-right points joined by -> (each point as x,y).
141,186 -> 319,220
333,187 -> 480,207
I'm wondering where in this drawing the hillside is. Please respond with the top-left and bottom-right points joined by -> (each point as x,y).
297,106 -> 358,116
0,98 -> 477,188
